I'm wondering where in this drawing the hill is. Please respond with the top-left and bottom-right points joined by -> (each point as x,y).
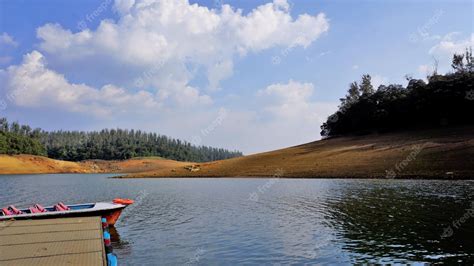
121,127 -> 474,179
0,155 -> 188,175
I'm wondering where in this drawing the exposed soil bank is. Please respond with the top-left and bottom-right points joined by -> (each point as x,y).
1,127 -> 473,179
0,155 -> 188,175
122,127 -> 474,179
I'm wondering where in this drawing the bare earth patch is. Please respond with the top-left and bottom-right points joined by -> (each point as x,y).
1,127 -> 473,179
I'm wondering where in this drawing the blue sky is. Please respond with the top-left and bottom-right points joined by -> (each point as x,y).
0,0 -> 472,154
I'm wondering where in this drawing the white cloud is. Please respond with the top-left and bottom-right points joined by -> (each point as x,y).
154,80 -> 337,154
207,60 -> 233,91
372,75 -> 389,89
2,51 -> 161,117
257,80 -> 331,122
417,64 -> 435,76
352,64 -> 359,70
35,0 -> 329,97
424,32 -> 473,74
258,79 -> 314,107
240,80 -> 337,152
0,32 -> 18,47
1,0 -> 332,154
429,32 -> 474,56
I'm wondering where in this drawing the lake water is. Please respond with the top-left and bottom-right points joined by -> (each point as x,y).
1,174 -> 473,265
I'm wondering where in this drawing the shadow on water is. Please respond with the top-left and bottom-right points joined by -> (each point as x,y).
109,226 -> 127,249
325,180 -> 474,264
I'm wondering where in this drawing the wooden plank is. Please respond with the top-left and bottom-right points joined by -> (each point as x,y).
0,217 -> 106,266
0,239 -> 104,261
0,230 -> 101,245
2,217 -> 99,227
0,251 -> 104,266
0,221 -> 100,236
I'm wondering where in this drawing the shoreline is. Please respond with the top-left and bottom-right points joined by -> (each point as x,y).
1,127 -> 473,179
1,171 -> 472,180
113,175 -> 474,180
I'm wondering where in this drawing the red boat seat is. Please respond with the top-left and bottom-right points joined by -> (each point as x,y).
2,208 -> 13,216
54,205 -> 66,211
54,202 -> 70,212
29,207 -> 42,214
8,205 -> 22,215
34,204 -> 47,212
58,202 -> 70,211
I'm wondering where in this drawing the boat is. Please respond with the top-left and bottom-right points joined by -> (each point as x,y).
0,198 -> 134,225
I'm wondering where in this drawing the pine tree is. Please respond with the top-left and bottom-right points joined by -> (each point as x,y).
359,74 -> 374,96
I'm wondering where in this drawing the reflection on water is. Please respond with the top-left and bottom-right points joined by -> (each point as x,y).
326,180 -> 474,264
0,175 -> 473,264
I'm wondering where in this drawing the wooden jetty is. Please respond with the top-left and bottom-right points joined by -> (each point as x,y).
0,216 -> 107,265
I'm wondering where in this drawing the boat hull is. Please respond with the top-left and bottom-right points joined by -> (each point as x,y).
0,202 -> 127,226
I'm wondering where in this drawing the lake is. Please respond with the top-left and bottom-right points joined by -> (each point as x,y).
1,174 -> 473,265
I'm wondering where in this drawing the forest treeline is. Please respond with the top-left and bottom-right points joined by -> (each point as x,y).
0,119 -> 242,162
321,48 -> 474,137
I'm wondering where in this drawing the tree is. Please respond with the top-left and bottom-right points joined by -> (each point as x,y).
0,132 -> 7,153
465,47 -> 474,72
321,50 -> 474,137
344,81 -> 360,106
452,53 -> 465,73
359,74 -> 374,96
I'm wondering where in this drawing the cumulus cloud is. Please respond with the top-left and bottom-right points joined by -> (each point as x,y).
35,0 -> 329,95
158,80 -> 336,154
258,80 -> 315,118
423,32 -> 473,74
1,0 -> 332,153
0,32 -> 18,47
371,75 -> 389,89
429,32 -> 474,56
258,80 -> 335,121
2,51 -> 161,117
418,64 -> 435,77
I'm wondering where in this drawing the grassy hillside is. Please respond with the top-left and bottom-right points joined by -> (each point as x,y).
122,127 -> 474,179
1,127 -> 473,178
0,155 -> 188,175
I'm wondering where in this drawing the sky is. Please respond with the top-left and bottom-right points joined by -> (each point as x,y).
0,0 -> 472,154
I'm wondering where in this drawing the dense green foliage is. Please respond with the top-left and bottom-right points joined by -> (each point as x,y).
0,118 -> 242,162
0,119 -> 46,156
321,49 -> 474,137
41,129 -> 242,162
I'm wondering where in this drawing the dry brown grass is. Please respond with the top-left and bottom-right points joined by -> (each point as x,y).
1,127 -> 473,178
0,155 -> 88,174
0,155 -> 188,175
123,127 -> 474,179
